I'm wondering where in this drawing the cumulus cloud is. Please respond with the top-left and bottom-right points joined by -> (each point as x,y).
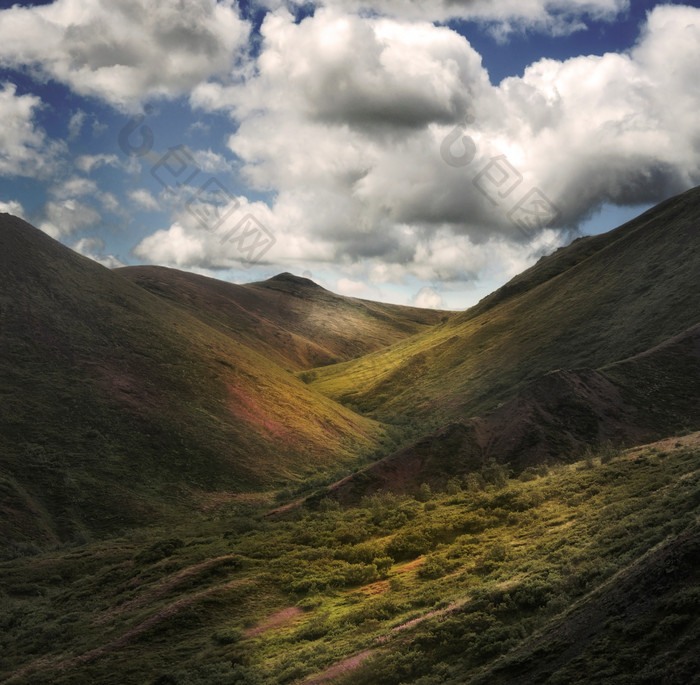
413,286 -> 443,309
39,200 -> 102,239
75,153 -> 122,174
68,109 -> 85,141
0,82 -> 64,178
129,4 -> 699,296
274,0 -> 629,37
133,196 -> 280,269
0,199 -> 25,218
49,176 -> 99,200
72,236 -> 124,268
128,189 -> 160,212
176,4 -> 700,286
0,0 -> 251,109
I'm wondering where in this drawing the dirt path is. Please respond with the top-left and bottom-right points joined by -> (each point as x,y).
93,554 -> 239,626
263,497 -> 306,517
304,595 -> 469,681
7,579 -> 247,683
243,606 -> 304,638
304,650 -> 374,684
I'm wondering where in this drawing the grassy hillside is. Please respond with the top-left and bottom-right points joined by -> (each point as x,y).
309,186 -> 700,427
312,323 -> 700,502
1,434 -> 697,684
118,267 -> 452,371
0,215 -> 388,547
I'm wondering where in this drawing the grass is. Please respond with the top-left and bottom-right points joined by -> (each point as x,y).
0,215 -> 418,548
309,186 -> 700,429
1,438 -> 697,684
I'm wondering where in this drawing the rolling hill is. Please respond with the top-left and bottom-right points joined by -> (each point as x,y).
116,266 -> 451,371
308,185 -> 700,428
0,215 -> 393,547
323,322 -> 700,502
1,187 -> 700,685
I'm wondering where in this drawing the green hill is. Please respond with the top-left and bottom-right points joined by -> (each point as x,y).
0,215 -> 387,547
2,187 -> 700,685
1,435 -> 697,684
321,322 -> 700,502
309,185 -> 700,427
116,266 -> 451,371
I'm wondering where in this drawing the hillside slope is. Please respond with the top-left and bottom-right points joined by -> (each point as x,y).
117,266 -> 451,371
310,185 -> 700,426
324,322 -> 700,501
0,215 -> 385,546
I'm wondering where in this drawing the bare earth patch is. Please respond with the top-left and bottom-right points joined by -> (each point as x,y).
303,650 -> 374,684
243,606 -> 304,638
92,554 -> 239,626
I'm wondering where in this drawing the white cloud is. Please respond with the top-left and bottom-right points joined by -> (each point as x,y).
75,153 -> 121,173
0,199 -> 25,218
192,149 -> 234,174
0,0 -> 251,109
50,176 -> 98,200
133,196 -> 280,269
39,199 -> 101,239
68,109 -> 85,141
412,286 -> 443,309
72,236 -> 124,268
128,188 -> 160,212
0,82 -> 64,178
154,5 -> 700,294
335,277 -> 372,298
278,0 -> 629,37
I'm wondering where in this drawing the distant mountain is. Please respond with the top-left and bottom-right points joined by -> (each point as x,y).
0,216 -> 392,546
116,266 -> 451,371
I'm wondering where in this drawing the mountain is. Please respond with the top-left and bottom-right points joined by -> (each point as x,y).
0,215 -> 391,546
309,185 -> 700,427
324,322 -> 700,502
2,189 -> 700,685
116,266 -> 451,371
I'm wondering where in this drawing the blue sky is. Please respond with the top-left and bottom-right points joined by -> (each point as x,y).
0,0 -> 698,309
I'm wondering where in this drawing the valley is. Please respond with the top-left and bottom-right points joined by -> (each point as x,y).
1,186 -> 699,684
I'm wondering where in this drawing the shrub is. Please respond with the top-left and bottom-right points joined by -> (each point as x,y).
386,530 -> 432,561
299,371 -> 317,384
599,441 -> 622,464
212,627 -> 241,645
341,562 -> 379,587
336,540 -> 384,565
293,615 -> 332,641
373,555 -> 394,576
135,538 -> 184,565
481,461 -> 509,489
446,478 -> 462,495
417,483 -> 433,502
418,556 -> 451,580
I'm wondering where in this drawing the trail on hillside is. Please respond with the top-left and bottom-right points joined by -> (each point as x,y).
243,606 -> 304,638
7,579 -> 248,683
92,554 -> 239,626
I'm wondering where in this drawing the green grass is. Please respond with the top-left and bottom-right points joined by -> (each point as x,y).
1,438 -> 697,684
309,186 -> 700,429
0,216 -> 395,547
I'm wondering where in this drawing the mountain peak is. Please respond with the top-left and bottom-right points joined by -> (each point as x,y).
266,272 -> 325,289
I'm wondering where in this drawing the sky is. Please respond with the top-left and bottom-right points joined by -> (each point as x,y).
0,0 -> 698,309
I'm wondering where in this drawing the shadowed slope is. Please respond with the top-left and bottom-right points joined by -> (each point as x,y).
117,266 -> 452,371
324,322 -> 700,502
310,185 -> 700,426
0,215 -> 385,546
